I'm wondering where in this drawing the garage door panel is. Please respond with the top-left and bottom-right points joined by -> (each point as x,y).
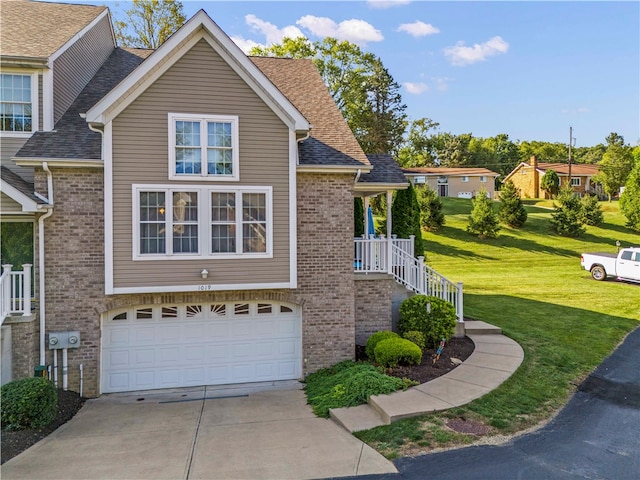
102,302 -> 301,393
134,327 -> 155,345
105,350 -> 130,368
278,340 -> 297,355
135,348 -> 155,366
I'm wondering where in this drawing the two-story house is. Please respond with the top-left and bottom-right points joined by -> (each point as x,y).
504,156 -> 603,199
1,1 -> 463,396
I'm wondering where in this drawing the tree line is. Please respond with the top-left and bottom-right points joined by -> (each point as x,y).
115,1 -> 640,231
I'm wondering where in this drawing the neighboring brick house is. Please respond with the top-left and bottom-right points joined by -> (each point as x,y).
1,3 -> 462,396
503,156 -> 602,199
402,167 -> 500,198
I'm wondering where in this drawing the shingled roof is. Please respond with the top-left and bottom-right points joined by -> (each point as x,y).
402,167 -> 500,177
16,47 -> 152,160
360,154 -> 407,185
251,57 -> 370,168
0,0 -> 107,59
0,166 -> 42,204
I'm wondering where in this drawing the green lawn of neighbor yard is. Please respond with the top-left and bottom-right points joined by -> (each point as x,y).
355,198 -> 640,459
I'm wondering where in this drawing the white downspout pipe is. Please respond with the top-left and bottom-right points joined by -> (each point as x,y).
38,162 -> 54,365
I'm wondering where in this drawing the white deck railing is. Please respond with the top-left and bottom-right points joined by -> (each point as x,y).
0,264 -> 32,324
354,238 -> 463,322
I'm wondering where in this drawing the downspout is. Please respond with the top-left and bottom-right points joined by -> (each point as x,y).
38,162 -> 54,365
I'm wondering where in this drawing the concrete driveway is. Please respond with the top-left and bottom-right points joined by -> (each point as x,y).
1,383 -> 396,480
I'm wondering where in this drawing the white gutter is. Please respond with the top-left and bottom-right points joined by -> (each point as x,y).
38,162 -> 54,365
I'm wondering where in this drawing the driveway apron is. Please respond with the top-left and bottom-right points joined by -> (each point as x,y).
1,386 -> 396,480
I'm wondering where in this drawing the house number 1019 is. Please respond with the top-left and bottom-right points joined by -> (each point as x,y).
198,284 -> 215,291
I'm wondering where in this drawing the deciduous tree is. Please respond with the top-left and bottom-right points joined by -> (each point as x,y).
541,169 -> 560,198
114,0 -> 186,49
593,144 -> 634,201
619,154 -> 640,231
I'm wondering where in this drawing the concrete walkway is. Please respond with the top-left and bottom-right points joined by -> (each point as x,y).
1,321 -> 522,479
330,321 -> 524,432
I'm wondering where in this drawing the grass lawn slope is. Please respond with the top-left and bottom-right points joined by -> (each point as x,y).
356,198 -> 639,459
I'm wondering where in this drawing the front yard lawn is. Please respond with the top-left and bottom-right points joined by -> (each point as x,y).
355,198 -> 639,459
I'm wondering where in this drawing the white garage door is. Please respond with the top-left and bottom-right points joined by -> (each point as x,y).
102,301 -> 301,393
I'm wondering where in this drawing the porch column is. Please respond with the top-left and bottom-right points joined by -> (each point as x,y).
386,190 -> 393,274
22,264 -> 32,315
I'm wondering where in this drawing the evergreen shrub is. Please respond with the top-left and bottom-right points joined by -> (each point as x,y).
365,330 -> 399,361
398,295 -> 457,348
374,337 -> 423,368
1,377 -> 58,430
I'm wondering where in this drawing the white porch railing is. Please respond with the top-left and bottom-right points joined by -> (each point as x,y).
354,238 -> 463,322
0,264 -> 32,324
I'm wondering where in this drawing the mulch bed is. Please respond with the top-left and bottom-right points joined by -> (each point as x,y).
2,336 -> 475,464
1,389 -> 85,465
356,336 -> 475,384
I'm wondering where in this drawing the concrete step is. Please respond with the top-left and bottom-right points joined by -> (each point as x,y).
330,404 -> 387,433
464,320 -> 502,335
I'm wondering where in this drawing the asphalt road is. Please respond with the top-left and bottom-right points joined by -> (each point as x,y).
334,326 -> 640,480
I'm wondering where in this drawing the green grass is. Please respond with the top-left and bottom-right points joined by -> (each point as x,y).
356,198 -> 640,458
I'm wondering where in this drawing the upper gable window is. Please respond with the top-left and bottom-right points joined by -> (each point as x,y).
168,113 -> 239,181
0,73 -> 37,135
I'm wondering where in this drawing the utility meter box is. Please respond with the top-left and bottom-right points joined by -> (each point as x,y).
47,331 -> 81,349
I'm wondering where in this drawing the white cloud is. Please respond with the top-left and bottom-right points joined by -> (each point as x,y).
404,82 -> 429,94
397,21 -> 440,38
433,77 -> 450,92
297,15 -> 383,45
368,0 -> 411,9
577,107 -> 590,113
245,14 -> 305,45
231,36 -> 263,53
443,36 -> 509,66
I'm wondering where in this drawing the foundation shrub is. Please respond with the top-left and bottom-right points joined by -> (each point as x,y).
399,295 -> 457,348
365,330 -> 400,361
374,337 -> 423,368
1,377 -> 58,430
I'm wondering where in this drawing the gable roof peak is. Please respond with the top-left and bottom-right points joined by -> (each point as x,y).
85,8 -> 309,132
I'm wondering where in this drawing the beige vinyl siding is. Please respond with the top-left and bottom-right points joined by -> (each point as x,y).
1,137 -> 33,182
38,73 -> 43,131
447,176 -> 494,198
112,39 -> 291,290
53,15 -> 114,124
0,192 -> 24,213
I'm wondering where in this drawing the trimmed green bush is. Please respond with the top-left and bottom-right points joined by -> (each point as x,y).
374,337 -> 423,368
402,330 -> 426,350
398,295 -> 457,348
365,330 -> 399,361
1,377 -> 58,430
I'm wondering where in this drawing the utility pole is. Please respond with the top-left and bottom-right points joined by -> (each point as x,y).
568,126 -> 573,186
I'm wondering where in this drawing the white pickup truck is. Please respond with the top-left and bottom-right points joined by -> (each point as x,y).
581,247 -> 640,282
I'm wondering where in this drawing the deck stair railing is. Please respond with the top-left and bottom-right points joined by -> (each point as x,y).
354,238 -> 463,322
0,264 -> 32,324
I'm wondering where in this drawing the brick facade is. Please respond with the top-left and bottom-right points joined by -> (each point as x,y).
296,173 -> 356,374
12,169 -> 359,397
354,274 -> 393,345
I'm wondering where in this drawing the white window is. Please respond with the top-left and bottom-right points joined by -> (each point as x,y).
570,177 -> 581,187
133,185 -> 271,260
461,176 -> 469,183
0,72 -> 38,135
168,113 -> 239,181
480,176 -> 487,183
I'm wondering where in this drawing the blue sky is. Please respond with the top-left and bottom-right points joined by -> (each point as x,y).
70,1 -> 639,147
